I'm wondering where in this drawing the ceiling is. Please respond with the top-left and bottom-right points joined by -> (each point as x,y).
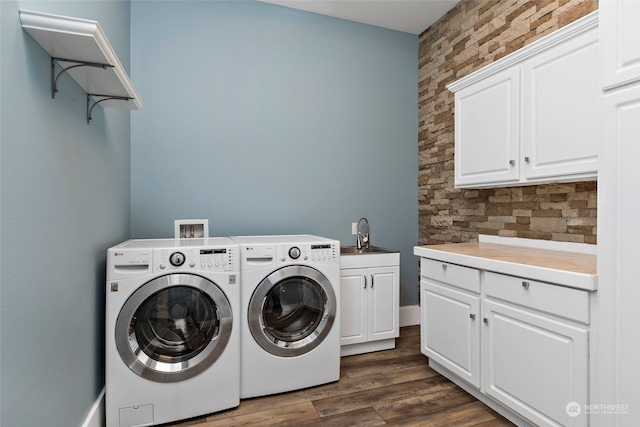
257,0 -> 460,35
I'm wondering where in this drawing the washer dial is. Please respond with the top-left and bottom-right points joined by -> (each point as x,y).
169,252 -> 186,266
288,246 -> 301,259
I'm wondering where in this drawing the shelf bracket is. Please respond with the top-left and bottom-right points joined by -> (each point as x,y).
51,57 -> 113,99
86,94 -> 133,125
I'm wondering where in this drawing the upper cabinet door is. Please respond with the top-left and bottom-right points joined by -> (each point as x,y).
601,0 -> 640,90
454,67 -> 521,188
523,27 -> 600,180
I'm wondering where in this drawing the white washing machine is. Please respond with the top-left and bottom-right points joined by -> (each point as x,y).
105,238 -> 240,427
232,234 -> 341,398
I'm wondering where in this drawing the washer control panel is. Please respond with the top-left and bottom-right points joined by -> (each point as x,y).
277,243 -> 339,264
155,247 -> 237,272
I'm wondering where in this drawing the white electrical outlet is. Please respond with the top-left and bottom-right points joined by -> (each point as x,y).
351,222 -> 358,235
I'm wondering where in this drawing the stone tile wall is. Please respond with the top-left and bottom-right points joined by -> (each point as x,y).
418,0 -> 598,246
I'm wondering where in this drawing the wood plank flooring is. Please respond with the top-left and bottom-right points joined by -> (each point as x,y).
168,326 -> 514,427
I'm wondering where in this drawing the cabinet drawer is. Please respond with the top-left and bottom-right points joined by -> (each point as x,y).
421,259 -> 480,293
484,272 -> 590,324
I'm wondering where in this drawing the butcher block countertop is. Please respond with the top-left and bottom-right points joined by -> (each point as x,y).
414,238 -> 597,291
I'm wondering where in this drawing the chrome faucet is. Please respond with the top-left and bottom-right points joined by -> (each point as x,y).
356,217 -> 370,250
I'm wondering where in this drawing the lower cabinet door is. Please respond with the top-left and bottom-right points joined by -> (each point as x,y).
421,280 -> 480,387
482,298 -> 588,427
368,267 -> 399,341
340,268 -> 368,346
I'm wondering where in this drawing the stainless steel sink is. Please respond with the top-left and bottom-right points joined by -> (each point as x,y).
340,246 -> 397,255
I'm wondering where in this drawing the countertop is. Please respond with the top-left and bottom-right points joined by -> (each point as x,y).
414,241 -> 597,291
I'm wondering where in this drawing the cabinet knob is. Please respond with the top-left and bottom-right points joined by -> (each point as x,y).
483,317 -> 489,324
470,313 -> 476,320
522,281 -> 530,289
524,156 -> 530,163
509,160 -> 515,166
441,264 -> 447,271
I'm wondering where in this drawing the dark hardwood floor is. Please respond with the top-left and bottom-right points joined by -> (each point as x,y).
169,326 -> 514,426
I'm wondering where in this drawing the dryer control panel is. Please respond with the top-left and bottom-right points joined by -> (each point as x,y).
154,247 -> 238,272
276,243 -> 339,265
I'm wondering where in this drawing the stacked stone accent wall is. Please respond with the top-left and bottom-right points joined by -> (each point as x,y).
418,0 -> 598,246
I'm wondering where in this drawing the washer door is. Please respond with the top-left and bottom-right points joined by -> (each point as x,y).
249,265 -> 336,357
115,274 -> 232,383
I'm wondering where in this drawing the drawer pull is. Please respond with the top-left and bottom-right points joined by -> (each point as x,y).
371,274 -> 374,288
483,317 -> 489,325
363,275 -> 367,289
470,313 -> 476,320
522,281 -> 530,289
441,264 -> 447,271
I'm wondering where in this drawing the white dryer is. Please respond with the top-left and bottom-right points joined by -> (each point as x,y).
105,238 -> 240,427
232,235 -> 341,398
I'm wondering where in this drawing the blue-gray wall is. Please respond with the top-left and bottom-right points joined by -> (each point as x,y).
1,1 -> 419,425
130,0 -> 419,305
0,1 -> 131,426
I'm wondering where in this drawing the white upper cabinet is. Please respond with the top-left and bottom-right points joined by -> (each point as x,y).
601,0 -> 640,90
598,3 -> 640,424
523,27 -> 599,180
448,12 -> 599,189
454,67 -> 521,187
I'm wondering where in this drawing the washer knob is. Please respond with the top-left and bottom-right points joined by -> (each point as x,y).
169,252 -> 186,267
289,246 -> 301,259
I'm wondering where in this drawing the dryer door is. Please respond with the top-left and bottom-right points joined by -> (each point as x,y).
249,265 -> 336,357
115,274 -> 232,382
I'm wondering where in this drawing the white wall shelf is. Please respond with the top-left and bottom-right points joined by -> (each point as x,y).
20,10 -> 142,124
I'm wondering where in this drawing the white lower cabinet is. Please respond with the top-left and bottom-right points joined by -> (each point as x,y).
421,280 -> 480,387
420,259 -> 481,387
420,260 -> 591,427
340,262 -> 399,356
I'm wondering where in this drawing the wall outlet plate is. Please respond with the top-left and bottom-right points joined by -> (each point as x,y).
352,222 -> 358,235
174,219 -> 209,238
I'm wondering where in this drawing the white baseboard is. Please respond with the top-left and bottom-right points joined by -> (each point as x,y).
400,304 -> 419,327
81,387 -> 105,427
